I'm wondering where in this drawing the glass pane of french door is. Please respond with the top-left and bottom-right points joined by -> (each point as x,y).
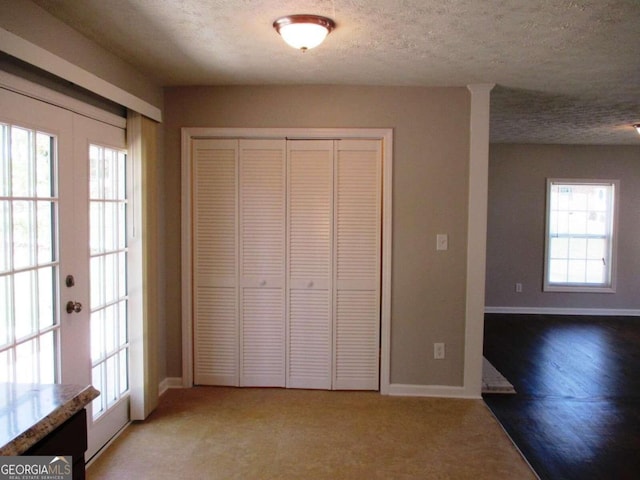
0,122 -> 59,384
89,144 -> 129,420
72,114 -> 129,459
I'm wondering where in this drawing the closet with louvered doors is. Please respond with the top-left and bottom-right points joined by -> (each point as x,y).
192,137 -> 381,390
192,139 -> 286,387
286,141 -> 333,389
333,140 -> 382,390
192,138 -> 239,386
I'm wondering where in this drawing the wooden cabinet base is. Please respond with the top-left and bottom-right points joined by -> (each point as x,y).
25,409 -> 88,480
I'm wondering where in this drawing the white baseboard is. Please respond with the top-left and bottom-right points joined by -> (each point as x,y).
86,421 -> 130,467
157,378 -> 483,399
388,383 -> 481,399
159,377 -> 184,396
485,306 -> 640,317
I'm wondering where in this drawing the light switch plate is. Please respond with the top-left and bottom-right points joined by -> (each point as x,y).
436,234 -> 448,251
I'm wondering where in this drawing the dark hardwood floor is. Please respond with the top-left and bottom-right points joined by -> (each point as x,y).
483,314 -> 640,480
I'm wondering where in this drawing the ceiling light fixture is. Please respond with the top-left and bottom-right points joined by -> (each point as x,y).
634,124 -> 640,135
273,14 -> 336,52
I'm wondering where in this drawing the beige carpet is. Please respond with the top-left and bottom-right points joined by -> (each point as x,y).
87,387 -> 535,480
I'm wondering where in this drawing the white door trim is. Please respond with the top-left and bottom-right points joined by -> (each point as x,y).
464,84 -> 494,398
0,70 -> 126,128
0,27 -> 162,122
181,127 -> 393,393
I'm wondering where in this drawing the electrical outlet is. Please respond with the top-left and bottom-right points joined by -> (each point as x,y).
436,234 -> 448,251
515,282 -> 523,293
434,342 -> 445,359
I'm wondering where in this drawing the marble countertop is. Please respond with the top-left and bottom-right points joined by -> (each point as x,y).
0,383 -> 100,455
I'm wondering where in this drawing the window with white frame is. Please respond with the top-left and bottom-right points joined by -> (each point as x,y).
544,179 -> 618,292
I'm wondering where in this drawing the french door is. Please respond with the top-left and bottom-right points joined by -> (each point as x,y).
0,87 -> 129,459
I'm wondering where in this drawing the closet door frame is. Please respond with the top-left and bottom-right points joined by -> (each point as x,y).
181,128 -> 393,393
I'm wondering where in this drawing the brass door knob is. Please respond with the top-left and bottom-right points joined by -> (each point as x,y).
66,301 -> 82,314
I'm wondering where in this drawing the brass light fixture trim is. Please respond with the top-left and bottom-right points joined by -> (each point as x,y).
273,14 -> 336,51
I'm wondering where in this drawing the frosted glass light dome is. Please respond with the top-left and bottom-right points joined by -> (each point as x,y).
273,15 -> 336,51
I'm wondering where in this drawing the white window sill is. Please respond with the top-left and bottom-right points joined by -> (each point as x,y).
544,284 -> 616,294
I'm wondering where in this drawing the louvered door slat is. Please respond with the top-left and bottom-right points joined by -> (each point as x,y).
193,139 -> 239,385
289,290 -> 331,387
239,139 -> 286,387
334,140 -> 382,390
287,141 -> 333,389
194,287 -> 237,384
241,288 -> 285,386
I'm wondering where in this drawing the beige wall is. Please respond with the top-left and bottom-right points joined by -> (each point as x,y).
2,1 -> 476,389
164,85 -> 471,386
486,144 -> 640,310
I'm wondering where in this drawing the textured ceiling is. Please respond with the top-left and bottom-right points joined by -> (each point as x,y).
31,0 -> 640,144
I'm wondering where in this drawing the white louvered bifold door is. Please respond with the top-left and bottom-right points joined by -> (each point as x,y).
286,141 -> 334,389
333,140 -> 382,390
192,139 -> 239,386
239,140 -> 286,387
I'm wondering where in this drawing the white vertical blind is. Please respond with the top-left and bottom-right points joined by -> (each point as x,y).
239,140 -> 286,387
193,139 -> 239,385
333,140 -> 382,390
287,141 -> 333,389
